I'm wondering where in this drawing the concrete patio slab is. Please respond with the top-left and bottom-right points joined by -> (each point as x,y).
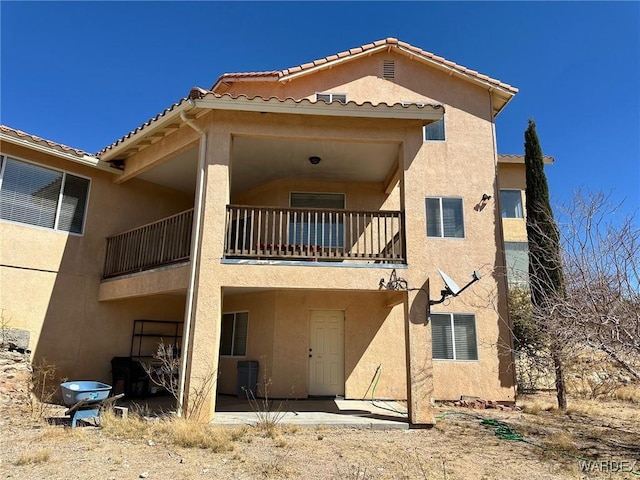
118,394 -> 410,429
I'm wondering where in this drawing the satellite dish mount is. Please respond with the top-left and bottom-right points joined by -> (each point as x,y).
428,269 -> 481,306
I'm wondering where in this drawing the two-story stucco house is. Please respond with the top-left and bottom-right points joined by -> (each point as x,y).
0,38 -> 520,425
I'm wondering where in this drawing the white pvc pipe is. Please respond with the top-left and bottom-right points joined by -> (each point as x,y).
177,105 -> 207,416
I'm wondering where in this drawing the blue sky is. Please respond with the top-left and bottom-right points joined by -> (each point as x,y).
1,1 -> 638,216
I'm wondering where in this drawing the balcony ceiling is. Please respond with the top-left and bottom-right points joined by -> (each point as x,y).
231,135 -> 400,196
135,136 -> 400,197
137,146 -> 199,195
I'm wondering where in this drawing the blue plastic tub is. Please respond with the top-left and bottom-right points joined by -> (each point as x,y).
60,381 -> 112,406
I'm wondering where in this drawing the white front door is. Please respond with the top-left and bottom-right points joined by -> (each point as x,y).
308,310 -> 345,396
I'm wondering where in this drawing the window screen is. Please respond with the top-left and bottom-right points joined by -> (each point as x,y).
290,193 -> 345,247
500,190 -> 523,218
424,117 -> 445,141
426,197 -> 464,238
0,156 -> 90,234
220,312 -> 248,356
431,313 -> 478,360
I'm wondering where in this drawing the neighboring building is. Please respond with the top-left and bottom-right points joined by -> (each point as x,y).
497,154 -> 555,286
1,38 -> 521,425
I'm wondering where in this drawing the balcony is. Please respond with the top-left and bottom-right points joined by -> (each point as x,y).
103,205 -> 405,279
224,205 -> 405,263
103,209 -> 193,279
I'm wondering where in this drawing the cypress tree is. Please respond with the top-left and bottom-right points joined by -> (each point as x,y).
524,119 -> 567,410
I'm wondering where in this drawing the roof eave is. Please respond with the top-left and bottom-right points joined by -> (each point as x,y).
498,155 -> 555,165
0,132 -> 121,174
274,43 -> 518,102
278,45 -> 389,83
99,100 -> 195,161
192,95 -> 444,122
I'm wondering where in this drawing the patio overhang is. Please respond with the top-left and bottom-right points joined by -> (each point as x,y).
99,93 -> 444,163
102,92 -> 440,195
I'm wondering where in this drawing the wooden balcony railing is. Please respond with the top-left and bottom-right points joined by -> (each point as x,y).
225,205 -> 405,263
103,209 -> 194,279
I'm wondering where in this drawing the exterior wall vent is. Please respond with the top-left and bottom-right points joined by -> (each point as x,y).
383,60 -> 395,80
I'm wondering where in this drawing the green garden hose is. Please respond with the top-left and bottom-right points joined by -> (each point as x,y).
436,411 -> 640,476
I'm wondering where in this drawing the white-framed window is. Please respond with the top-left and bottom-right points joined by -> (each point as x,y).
221,312 -> 248,357
423,117 -> 445,141
426,197 -> 464,238
505,241 -> 529,286
500,189 -> 523,218
289,192 -> 345,248
431,313 -> 478,361
316,93 -> 347,104
0,155 -> 90,235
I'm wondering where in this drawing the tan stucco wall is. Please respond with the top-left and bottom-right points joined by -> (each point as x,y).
217,290 -> 406,400
0,142 -> 192,382
1,47 -> 517,416
233,178 -> 400,212
174,49 -> 514,420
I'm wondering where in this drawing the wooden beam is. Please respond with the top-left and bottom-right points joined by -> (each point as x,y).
383,161 -> 401,194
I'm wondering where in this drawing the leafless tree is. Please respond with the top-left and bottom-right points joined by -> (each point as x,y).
515,191 -> 639,402
550,191 -> 639,380
464,191 -> 639,406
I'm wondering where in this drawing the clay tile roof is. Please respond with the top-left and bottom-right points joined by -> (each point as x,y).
0,124 -> 92,158
97,90 -> 444,157
97,98 -> 189,156
211,37 -> 518,94
498,153 -> 555,164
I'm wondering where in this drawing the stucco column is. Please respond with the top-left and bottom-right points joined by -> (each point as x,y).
404,286 -> 436,425
182,123 -> 230,421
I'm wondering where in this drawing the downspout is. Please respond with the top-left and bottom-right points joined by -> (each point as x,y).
489,89 -> 518,395
177,104 -> 207,417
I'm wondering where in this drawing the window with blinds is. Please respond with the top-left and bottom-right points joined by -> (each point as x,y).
431,313 -> 478,361
220,312 -> 248,357
426,197 -> 464,238
289,192 -> 345,247
0,155 -> 90,234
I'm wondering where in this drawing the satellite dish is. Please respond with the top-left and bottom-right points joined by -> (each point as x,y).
437,269 -> 461,296
429,269 -> 482,306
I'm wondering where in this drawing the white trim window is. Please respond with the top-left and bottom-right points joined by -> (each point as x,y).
426,197 -> 464,238
500,189 -> 524,219
316,93 -> 347,104
505,241 -> 529,286
431,313 -> 478,361
289,192 -> 345,247
423,117 -> 445,141
221,312 -> 248,357
0,155 -> 90,234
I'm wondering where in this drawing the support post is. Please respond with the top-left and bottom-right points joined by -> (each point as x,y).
404,286 -> 436,426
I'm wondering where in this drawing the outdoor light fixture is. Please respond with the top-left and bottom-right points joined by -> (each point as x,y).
308,156 -> 321,165
482,193 -> 492,201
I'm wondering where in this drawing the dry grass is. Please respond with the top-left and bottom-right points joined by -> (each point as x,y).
519,398 -> 557,415
613,385 -> 640,403
39,424 -> 85,441
15,449 -> 51,466
3,389 -> 640,479
100,409 -> 246,452
542,432 -> 579,455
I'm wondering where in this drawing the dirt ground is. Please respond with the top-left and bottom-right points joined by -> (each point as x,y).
1,350 -> 639,480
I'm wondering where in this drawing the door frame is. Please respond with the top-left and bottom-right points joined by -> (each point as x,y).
308,309 -> 345,397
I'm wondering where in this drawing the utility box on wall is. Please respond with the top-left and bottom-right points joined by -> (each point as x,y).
236,360 -> 259,398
